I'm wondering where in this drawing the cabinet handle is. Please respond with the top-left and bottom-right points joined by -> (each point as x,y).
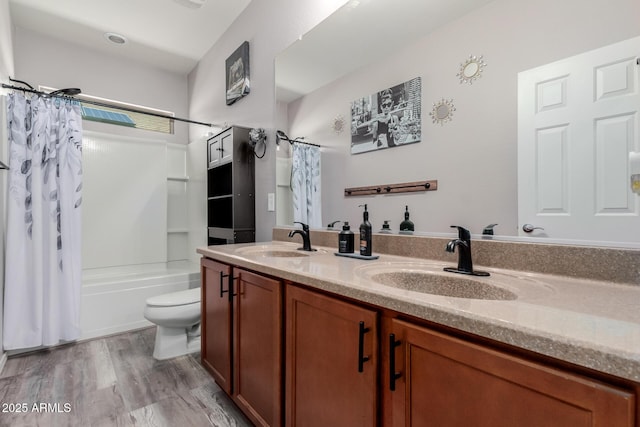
389,333 -> 402,391
358,321 -> 371,373
220,273 -> 238,300
219,272 -> 230,298
230,276 -> 238,299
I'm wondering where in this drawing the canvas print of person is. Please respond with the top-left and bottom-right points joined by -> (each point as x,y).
350,77 -> 421,154
226,41 -> 250,105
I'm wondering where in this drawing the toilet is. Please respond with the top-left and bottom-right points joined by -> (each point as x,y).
143,287 -> 201,360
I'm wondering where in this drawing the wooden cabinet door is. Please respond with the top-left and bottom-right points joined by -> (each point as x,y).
386,318 -> 635,427
233,269 -> 283,427
207,136 -> 221,169
201,258 -> 233,394
285,285 -> 378,427
219,130 -> 233,165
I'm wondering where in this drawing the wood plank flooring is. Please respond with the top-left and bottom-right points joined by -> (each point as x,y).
0,327 -> 253,427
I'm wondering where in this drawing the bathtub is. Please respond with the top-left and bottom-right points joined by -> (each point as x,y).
81,260 -> 200,340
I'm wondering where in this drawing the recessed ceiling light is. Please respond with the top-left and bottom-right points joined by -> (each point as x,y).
104,32 -> 128,45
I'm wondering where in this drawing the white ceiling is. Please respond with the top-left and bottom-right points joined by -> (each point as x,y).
8,0 -> 252,75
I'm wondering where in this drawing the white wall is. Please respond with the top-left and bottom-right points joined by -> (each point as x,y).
188,0 -> 640,242
187,0 -> 349,243
0,0 -> 13,86
0,0 -> 13,364
11,27 -> 194,267
13,27 -> 189,146
284,0 -> 640,237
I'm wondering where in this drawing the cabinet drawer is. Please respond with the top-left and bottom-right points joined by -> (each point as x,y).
387,318 -> 635,427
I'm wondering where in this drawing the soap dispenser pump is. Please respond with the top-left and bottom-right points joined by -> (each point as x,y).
359,204 -> 372,256
399,205 -> 414,234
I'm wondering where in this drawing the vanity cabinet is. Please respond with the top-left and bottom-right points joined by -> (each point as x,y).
200,255 -> 638,427
207,126 -> 255,245
201,258 -> 232,393
285,285 -> 378,427
201,258 -> 282,427
383,318 -> 635,427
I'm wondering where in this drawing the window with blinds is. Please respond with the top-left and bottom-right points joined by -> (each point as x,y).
41,87 -> 174,134
80,102 -> 174,134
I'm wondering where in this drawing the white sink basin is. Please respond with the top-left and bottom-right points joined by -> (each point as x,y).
368,270 -> 517,300
354,262 -> 552,301
235,244 -> 327,258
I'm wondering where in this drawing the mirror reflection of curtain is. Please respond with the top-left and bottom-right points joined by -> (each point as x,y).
291,142 -> 322,228
3,92 -> 83,350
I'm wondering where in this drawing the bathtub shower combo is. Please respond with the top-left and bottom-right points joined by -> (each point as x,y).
80,132 -> 201,358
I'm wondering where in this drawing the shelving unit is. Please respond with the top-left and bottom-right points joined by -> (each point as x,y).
207,126 -> 255,245
167,144 -> 190,261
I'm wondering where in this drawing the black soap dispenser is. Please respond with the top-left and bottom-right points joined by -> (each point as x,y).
399,205 -> 414,234
359,204 -> 372,256
338,221 -> 355,253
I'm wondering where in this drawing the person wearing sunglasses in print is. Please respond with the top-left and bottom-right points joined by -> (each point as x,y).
372,90 -> 399,149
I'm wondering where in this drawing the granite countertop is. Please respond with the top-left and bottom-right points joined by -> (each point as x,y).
197,241 -> 640,383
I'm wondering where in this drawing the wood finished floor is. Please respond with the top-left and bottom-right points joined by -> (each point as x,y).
0,327 -> 253,427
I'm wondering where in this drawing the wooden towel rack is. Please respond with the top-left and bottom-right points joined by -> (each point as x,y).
344,180 -> 438,197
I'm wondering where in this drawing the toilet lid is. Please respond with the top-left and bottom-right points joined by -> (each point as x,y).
146,287 -> 200,307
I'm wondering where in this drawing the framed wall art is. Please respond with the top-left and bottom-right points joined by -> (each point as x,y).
226,41 -> 250,105
350,77 -> 422,155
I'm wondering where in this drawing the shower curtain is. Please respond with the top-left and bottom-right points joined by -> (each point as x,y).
291,142 -> 322,228
3,92 -> 83,350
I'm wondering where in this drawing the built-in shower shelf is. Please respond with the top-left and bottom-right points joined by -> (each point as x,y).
167,176 -> 190,182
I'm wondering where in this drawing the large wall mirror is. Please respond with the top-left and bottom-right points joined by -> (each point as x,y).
275,0 -> 640,248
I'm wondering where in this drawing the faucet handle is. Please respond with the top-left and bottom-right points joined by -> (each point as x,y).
327,221 -> 341,228
482,223 -> 498,235
450,225 -> 471,240
294,221 -> 309,232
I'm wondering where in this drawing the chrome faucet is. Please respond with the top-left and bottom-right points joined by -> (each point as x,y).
444,225 -> 489,277
288,222 -> 316,251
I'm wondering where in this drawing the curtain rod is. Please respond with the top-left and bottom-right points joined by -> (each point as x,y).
290,139 -> 320,148
1,83 -> 213,128
276,130 -> 320,148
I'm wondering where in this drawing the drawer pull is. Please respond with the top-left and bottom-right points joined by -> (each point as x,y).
389,333 -> 402,391
358,321 -> 371,373
219,272 -> 230,298
219,272 -> 237,300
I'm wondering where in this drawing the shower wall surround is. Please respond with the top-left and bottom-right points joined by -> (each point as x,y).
81,131 -> 195,340
82,131 -> 190,268
82,132 -> 168,268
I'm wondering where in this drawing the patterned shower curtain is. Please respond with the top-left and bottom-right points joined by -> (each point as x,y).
3,92 -> 83,350
291,142 -> 322,228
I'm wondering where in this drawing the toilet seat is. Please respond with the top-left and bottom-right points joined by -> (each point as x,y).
143,287 -> 202,360
146,287 -> 200,307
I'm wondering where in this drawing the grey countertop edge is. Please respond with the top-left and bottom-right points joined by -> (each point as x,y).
196,246 -> 640,383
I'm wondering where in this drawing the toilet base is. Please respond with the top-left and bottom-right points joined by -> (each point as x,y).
152,325 -> 201,360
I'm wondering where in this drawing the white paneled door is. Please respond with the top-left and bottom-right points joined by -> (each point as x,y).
518,36 -> 640,245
